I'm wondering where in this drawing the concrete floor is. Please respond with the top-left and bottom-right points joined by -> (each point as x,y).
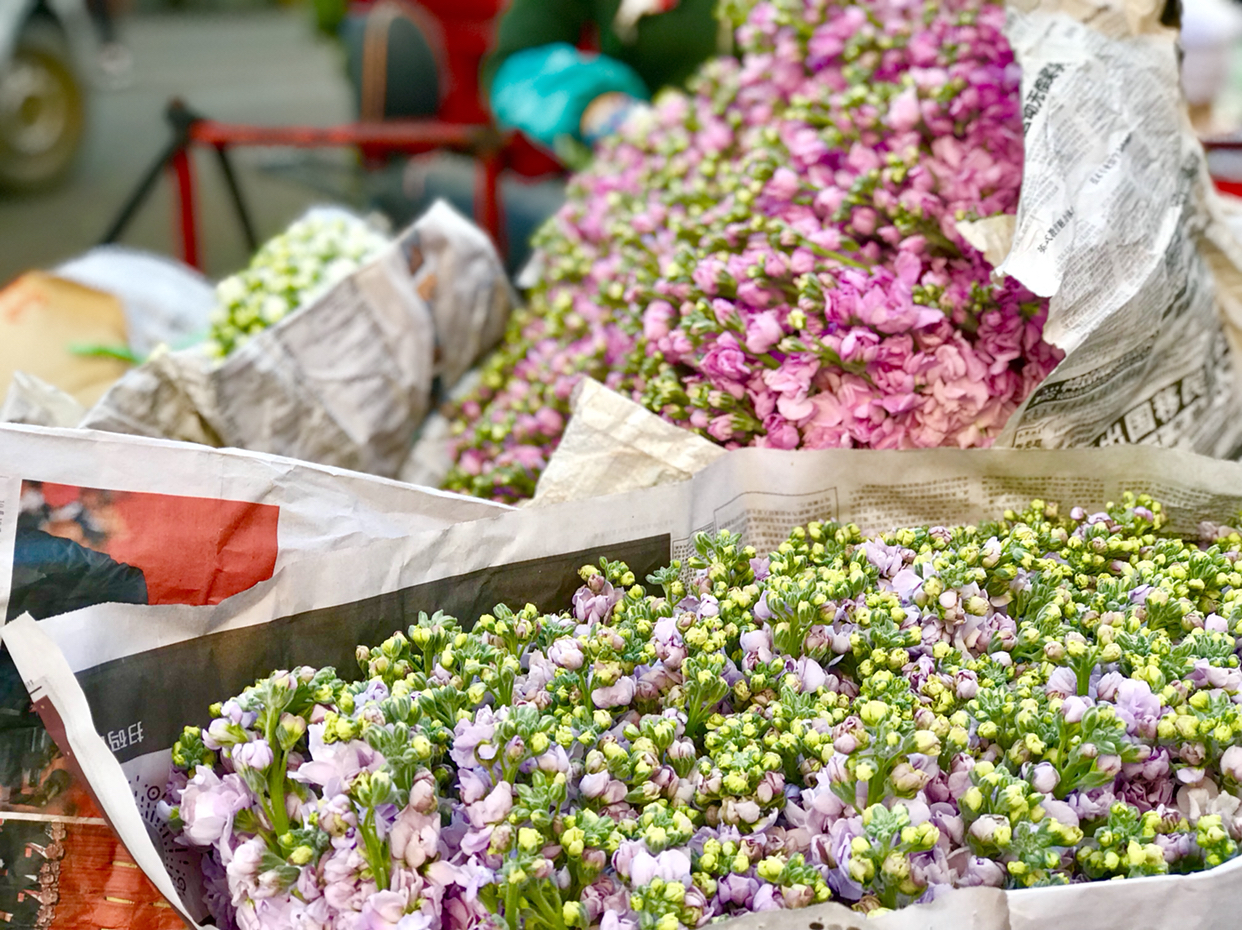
0,9 -> 359,286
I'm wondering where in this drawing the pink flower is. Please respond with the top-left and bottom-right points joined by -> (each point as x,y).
766,167 -> 801,201
361,887 -> 410,929
643,300 -> 675,341
391,804 -> 440,870
592,677 -> 636,709
1222,745 -> 1242,782
466,782 -> 513,828
888,87 -> 922,131
630,849 -> 692,886
744,312 -> 785,354
759,414 -> 800,449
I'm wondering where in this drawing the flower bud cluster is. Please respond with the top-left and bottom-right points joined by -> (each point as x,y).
208,213 -> 388,357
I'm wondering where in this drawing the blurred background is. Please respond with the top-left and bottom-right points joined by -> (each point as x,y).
0,0 -> 565,286
6,0 -> 1242,291
1,0 -> 355,284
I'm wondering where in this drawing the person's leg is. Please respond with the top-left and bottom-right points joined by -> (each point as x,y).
85,0 -> 117,45
85,0 -> 133,88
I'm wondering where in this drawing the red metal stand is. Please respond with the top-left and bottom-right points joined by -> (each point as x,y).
104,100 -> 508,270
169,147 -> 199,269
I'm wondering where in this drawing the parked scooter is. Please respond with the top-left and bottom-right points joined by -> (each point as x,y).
0,0 -> 94,192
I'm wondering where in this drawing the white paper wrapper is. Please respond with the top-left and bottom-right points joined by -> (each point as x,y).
0,372 -> 86,429
532,377 -> 726,504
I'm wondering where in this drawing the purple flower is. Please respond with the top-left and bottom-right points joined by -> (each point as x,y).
1046,666 -> 1078,698
892,568 -> 923,602
179,766 -> 252,847
1061,695 -> 1092,724
1031,762 -> 1059,795
630,849 -> 691,887
457,767 -> 490,805
1111,678 -> 1161,737
580,771 -> 610,800
1096,670 -> 1124,702
592,677 -> 636,709
1222,745 -> 1242,782
233,738 -> 274,772
361,887 -> 410,929
391,804 -> 440,869
466,782 -> 513,828
573,581 -> 622,625
450,707 -> 498,769
549,638 -> 585,670
291,726 -> 383,798
718,873 -> 759,907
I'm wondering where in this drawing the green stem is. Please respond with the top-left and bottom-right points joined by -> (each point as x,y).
529,881 -> 568,930
267,752 -> 290,836
360,807 -> 390,891
505,876 -> 521,930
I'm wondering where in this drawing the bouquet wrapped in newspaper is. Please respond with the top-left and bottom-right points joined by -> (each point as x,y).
206,210 -> 390,358
11,444 -> 1242,930
436,0 -> 1242,503
77,201 -> 514,479
0,423 -> 507,929
160,492 -> 1242,930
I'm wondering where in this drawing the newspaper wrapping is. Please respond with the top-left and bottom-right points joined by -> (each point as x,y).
9,442 -> 1242,927
455,0 -> 1242,504
0,425 -> 508,928
0,372 -> 86,429
988,0 -> 1242,455
79,201 -> 515,479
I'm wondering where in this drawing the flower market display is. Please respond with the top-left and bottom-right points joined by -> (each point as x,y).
165,494 -> 1242,929
442,0 -> 1066,502
207,213 -> 389,358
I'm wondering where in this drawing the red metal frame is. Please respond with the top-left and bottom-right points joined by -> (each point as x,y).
169,147 -> 200,270
167,118 -> 505,269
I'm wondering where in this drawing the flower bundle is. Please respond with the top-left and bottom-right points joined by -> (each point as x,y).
442,0 -> 1065,503
167,494 -> 1242,929
207,214 -> 389,357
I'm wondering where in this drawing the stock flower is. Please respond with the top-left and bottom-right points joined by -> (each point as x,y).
179,767 -> 251,847
441,0 -> 1065,502
168,494 -> 1242,928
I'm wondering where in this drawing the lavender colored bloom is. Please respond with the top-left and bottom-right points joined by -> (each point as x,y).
466,782 -> 513,828
1112,678 -> 1161,737
630,849 -> 692,887
391,804 -> 440,869
233,738 -> 274,772
291,726 -> 382,798
1031,762 -> 1059,795
592,677 -> 636,709
549,638 -> 585,670
1061,695 -> 1092,724
1046,666 -> 1078,698
450,707 -> 498,769
179,766 -> 252,847
1222,745 -> 1242,782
